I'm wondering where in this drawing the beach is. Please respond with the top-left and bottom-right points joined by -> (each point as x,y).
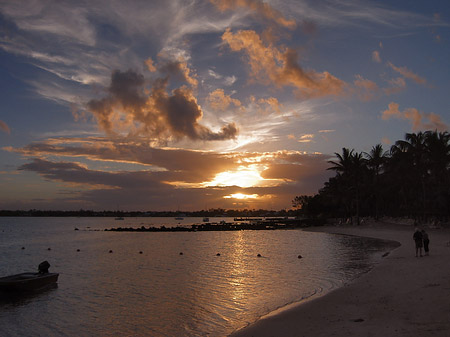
230,221 -> 450,337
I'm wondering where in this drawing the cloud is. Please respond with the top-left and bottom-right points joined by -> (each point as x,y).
222,28 -> 346,98
387,62 -> 427,86
383,77 -> 406,95
224,75 -> 237,86
249,96 -> 282,114
145,58 -> 157,72
297,134 -> 314,143
0,120 -> 11,134
207,89 -> 243,111
372,50 -> 381,63
283,0 -> 444,30
87,69 -> 237,141
208,69 -> 237,87
382,137 -> 391,145
210,0 -> 296,29
353,75 -> 379,101
381,102 -> 448,131
11,143 -> 333,210
208,69 -> 223,79
157,58 -> 198,88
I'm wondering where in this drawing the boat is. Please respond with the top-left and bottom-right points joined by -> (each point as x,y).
174,217 -> 184,220
202,217 -> 209,222
115,216 -> 124,220
0,272 -> 59,292
0,261 -> 59,292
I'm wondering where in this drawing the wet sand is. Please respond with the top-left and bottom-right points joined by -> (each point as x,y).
230,221 -> 450,337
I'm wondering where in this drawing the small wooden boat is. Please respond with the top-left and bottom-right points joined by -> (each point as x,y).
0,272 -> 59,292
0,261 -> 58,292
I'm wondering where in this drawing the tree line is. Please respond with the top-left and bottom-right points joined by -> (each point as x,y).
293,130 -> 450,225
0,208 -> 298,217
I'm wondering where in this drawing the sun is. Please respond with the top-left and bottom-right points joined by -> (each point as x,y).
204,166 -> 264,188
224,193 -> 259,200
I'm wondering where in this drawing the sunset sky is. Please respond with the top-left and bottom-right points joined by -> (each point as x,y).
0,0 -> 449,211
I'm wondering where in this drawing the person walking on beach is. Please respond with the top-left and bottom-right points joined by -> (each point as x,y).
413,228 -> 423,257
422,229 -> 430,256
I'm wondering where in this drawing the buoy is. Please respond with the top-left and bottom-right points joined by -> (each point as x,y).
77,249 -> 80,252
21,247 -> 25,250
179,252 -> 183,255
109,250 -> 113,253
216,253 -> 221,256
298,255 -> 303,259
47,248 -> 51,251
139,251 -> 143,254
257,253 -> 261,257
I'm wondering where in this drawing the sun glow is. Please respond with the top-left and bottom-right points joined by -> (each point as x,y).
224,193 -> 259,199
204,166 -> 264,188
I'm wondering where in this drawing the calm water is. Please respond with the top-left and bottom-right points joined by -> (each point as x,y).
0,217 -> 398,337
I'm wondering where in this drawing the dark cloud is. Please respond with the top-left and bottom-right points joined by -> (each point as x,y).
9,138 -> 237,183
18,158 -> 165,190
87,69 -> 237,141
12,145 -> 333,210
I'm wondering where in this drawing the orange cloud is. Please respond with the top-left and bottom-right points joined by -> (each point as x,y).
250,96 -> 282,114
210,0 -> 296,29
383,77 -> 406,95
87,69 -> 237,141
381,102 -> 448,131
145,58 -> 157,72
353,75 -> 379,101
382,137 -> 391,145
158,59 -> 198,89
207,89 -> 243,111
387,62 -> 427,86
298,134 -> 314,143
222,29 -> 346,98
258,96 -> 282,113
372,51 -> 381,63
0,120 -> 10,134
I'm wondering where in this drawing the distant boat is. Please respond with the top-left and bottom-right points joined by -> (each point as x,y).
174,217 -> 184,220
0,261 -> 59,292
202,217 -> 209,222
115,217 -> 124,220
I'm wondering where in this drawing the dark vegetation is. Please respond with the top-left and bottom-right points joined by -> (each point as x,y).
0,208 -> 298,217
293,131 -> 450,225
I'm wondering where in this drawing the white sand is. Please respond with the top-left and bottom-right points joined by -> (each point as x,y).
230,221 -> 450,337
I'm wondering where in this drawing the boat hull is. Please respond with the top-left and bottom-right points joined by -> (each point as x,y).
0,273 -> 59,292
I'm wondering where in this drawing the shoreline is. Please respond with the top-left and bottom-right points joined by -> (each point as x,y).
229,221 -> 450,337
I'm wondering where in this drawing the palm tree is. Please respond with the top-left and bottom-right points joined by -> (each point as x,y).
424,131 -> 450,216
328,148 -> 366,225
364,144 -> 389,220
328,148 -> 354,175
392,132 -> 428,219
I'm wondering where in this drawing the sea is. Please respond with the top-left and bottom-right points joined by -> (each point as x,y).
0,217 -> 399,337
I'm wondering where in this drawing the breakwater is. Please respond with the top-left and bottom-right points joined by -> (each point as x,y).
105,218 -> 323,232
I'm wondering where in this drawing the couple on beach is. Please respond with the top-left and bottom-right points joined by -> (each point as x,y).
413,228 -> 430,257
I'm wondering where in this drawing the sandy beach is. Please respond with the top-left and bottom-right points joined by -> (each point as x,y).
230,221 -> 450,337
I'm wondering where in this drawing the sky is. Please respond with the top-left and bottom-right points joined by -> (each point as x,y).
0,0 -> 449,211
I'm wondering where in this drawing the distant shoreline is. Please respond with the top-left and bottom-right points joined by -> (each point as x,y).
0,210 -> 298,217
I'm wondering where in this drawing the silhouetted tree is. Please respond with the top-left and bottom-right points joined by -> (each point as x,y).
294,130 -> 450,224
